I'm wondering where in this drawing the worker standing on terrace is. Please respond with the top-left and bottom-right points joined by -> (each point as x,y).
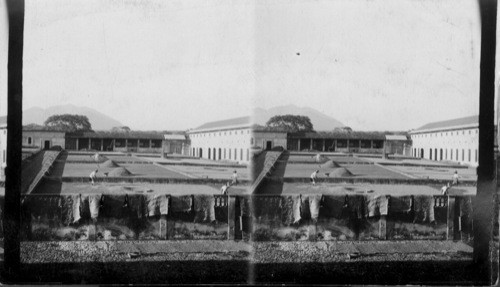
452,170 -> 460,186
221,182 -> 230,195
441,182 -> 451,195
93,152 -> 101,168
232,170 -> 239,185
90,169 -> 98,186
310,170 -> 319,186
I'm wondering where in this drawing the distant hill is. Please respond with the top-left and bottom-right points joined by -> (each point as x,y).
23,104 -> 124,131
253,105 -> 344,131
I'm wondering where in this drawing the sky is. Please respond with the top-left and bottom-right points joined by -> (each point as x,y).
0,0 -> 494,131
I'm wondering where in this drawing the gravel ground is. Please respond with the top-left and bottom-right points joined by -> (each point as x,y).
13,239 -> 492,284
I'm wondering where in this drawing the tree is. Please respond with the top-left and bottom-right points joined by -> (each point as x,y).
265,115 -> 314,132
44,114 -> 93,132
334,126 -> 353,133
111,126 -> 131,133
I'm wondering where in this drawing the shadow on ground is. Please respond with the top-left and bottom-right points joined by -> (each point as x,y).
0,260 -> 491,285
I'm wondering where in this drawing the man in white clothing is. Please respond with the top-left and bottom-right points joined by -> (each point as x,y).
310,170 -> 319,186
90,169 -> 98,185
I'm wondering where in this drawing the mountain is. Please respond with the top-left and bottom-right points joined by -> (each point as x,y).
23,104 -> 124,131
253,105 -> 344,131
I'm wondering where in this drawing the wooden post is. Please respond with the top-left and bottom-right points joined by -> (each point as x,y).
159,215 -> 167,240
379,215 -> 387,240
308,221 -> 317,241
228,196 -> 236,240
88,221 -> 97,241
166,217 -> 175,239
447,196 -> 455,240
453,197 -> 461,241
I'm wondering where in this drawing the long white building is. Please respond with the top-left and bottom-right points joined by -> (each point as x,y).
409,115 -> 479,166
188,116 -> 252,164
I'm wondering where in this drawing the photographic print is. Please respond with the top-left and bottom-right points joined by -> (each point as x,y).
0,0 -> 498,285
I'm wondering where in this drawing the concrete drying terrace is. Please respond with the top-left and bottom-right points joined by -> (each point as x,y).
279,182 -> 476,196
283,163 -> 410,179
278,153 -> 477,181
32,181 -> 250,195
54,152 -> 250,180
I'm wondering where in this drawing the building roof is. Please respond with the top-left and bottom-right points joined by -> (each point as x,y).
385,135 -> 408,141
164,134 -> 186,141
66,131 -> 164,140
288,131 -> 387,140
412,115 -> 478,133
190,116 -> 251,133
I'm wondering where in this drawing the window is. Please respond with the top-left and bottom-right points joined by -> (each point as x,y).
250,138 -> 254,145
2,150 -> 5,163
28,137 -> 32,145
462,149 -> 464,161
475,149 -> 478,162
240,149 -> 243,160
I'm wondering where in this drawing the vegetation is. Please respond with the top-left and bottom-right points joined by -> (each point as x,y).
44,114 -> 93,132
265,115 -> 314,132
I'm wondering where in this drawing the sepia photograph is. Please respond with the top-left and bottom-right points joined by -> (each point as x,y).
0,0 -> 498,284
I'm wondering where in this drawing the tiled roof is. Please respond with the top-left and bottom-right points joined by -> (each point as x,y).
66,131 -> 164,140
385,135 -> 408,141
164,134 -> 186,140
190,116 -> 251,132
412,115 -> 478,133
288,131 -> 387,140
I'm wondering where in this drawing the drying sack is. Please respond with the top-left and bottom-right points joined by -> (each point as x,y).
303,194 -> 322,221
389,196 -> 412,213
346,195 -> 365,219
239,196 -> 252,217
293,195 -> 302,224
23,195 -> 61,221
281,196 -> 295,226
102,194 -> 127,218
193,194 -> 216,223
414,195 -> 435,223
320,195 -> 345,219
253,196 -> 281,221
89,194 -> 102,219
171,195 -> 192,213
145,194 -> 169,217
60,195 -> 76,225
127,194 -> 146,218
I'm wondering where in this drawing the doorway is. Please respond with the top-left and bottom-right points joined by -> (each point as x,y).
266,141 -> 272,150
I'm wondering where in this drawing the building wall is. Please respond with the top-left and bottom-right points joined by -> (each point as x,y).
23,131 -> 66,150
189,127 -> 251,163
286,137 -> 385,154
252,131 -> 288,150
65,137 -> 163,153
410,127 -> 478,166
